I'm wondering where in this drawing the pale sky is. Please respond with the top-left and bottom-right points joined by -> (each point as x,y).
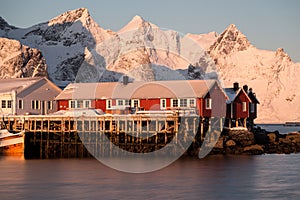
1,0 -> 299,62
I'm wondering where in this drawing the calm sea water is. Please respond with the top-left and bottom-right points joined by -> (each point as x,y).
257,124 -> 300,134
1,154 -> 300,200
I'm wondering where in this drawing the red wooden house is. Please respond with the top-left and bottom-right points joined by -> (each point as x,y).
55,79 -> 227,118
224,82 -> 252,128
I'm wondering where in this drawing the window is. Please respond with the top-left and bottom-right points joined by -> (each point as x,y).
205,98 -> 212,109
125,100 -> 130,106
160,99 -> 166,109
243,102 -> 247,112
171,99 -> 178,107
1,100 -> 6,108
117,99 -> 124,106
31,100 -> 40,109
189,99 -> 196,107
106,100 -> 112,109
70,100 -> 76,109
131,99 -> 139,108
250,103 -> 255,113
180,99 -> 188,107
7,100 -> 12,108
84,100 -> 91,108
47,101 -> 53,110
77,100 -> 83,108
18,100 -> 23,109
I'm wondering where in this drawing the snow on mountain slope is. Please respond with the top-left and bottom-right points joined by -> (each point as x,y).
205,24 -> 300,123
185,31 -> 218,50
0,8 -> 115,87
0,38 -> 47,78
78,15 -> 217,83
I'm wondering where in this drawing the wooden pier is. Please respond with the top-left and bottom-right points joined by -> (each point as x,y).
0,113 -> 222,158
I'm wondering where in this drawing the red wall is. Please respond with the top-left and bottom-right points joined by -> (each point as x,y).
57,100 -> 68,111
94,99 -> 106,112
232,92 -> 250,119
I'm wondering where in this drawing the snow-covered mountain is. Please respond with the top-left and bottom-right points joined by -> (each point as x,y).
0,8 -> 299,123
0,37 -> 47,78
204,24 -> 300,123
0,8 -> 114,87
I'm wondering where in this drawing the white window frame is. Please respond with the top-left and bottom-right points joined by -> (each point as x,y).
171,99 -> 178,107
84,100 -> 91,108
131,99 -> 140,108
179,99 -> 188,107
47,101 -> 53,110
106,99 -> 112,109
189,99 -> 196,107
117,99 -> 124,106
205,98 -> 212,110
1,100 -> 6,108
69,100 -> 76,109
7,100 -> 12,108
31,100 -> 40,110
160,99 -> 166,110
242,102 -> 247,112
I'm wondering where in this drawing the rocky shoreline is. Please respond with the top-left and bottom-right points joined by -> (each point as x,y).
205,127 -> 300,156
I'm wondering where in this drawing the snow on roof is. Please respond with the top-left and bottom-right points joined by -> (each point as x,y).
225,88 -> 252,103
56,79 -> 219,100
0,77 -> 43,94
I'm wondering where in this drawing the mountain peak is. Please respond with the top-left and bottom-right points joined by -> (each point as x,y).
118,15 -> 157,33
48,8 -> 90,26
275,48 -> 292,61
132,15 -> 145,23
209,24 -> 252,55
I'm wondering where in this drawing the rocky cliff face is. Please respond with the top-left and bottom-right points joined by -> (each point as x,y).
0,38 -> 47,78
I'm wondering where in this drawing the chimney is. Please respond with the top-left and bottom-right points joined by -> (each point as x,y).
243,85 -> 248,93
123,75 -> 129,85
233,82 -> 239,91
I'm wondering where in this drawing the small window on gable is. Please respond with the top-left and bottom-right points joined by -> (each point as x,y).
205,98 -> 212,109
242,102 -> 247,112
250,103 -> 255,113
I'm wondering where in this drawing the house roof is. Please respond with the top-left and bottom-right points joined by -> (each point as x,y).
0,77 -> 61,95
248,91 -> 260,104
0,77 -> 42,94
224,88 -> 252,104
55,79 -> 222,100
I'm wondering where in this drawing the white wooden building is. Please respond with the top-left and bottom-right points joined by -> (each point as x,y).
0,77 -> 61,115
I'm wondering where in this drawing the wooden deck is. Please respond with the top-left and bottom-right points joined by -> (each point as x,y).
0,113 -> 216,158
